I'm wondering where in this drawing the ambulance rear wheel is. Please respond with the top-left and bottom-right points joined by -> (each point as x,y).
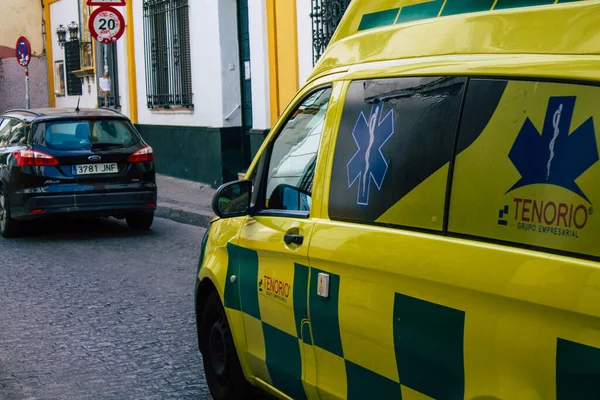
200,290 -> 253,400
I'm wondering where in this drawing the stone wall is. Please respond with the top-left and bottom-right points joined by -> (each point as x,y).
0,56 -> 49,113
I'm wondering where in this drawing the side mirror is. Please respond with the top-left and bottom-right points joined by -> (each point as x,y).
212,180 -> 252,218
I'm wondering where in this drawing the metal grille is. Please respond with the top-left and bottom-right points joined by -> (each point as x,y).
64,40 -> 83,96
96,42 -> 121,109
143,0 -> 193,109
311,0 -> 352,65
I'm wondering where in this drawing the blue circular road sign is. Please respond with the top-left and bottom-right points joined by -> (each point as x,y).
16,36 -> 31,67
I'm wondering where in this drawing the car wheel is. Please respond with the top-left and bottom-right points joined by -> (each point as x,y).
200,290 -> 254,400
126,212 -> 154,230
0,188 -> 20,238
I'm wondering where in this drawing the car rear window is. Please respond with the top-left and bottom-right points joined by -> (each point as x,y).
36,120 -> 140,150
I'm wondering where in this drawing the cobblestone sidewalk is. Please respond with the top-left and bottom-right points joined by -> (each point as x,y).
155,174 -> 216,228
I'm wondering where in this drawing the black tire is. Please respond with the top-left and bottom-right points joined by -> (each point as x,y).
0,187 -> 21,238
200,290 -> 254,400
126,212 -> 154,230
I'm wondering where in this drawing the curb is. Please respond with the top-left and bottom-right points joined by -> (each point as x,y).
156,205 -> 213,228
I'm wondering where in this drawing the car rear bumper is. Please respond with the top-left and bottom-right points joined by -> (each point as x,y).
10,190 -> 157,220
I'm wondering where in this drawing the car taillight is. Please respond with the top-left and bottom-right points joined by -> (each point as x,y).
13,150 -> 59,167
128,146 -> 154,163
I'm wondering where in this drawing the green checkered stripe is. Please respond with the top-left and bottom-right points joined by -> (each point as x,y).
222,243 -> 600,399
223,243 -> 308,399
358,0 -> 585,32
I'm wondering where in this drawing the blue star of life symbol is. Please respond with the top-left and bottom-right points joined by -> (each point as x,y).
507,96 -> 598,203
347,102 -> 395,206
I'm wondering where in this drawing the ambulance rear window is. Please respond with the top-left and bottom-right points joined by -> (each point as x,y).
449,78 -> 600,259
328,76 -> 466,231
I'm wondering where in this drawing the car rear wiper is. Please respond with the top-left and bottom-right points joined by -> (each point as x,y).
91,142 -> 125,150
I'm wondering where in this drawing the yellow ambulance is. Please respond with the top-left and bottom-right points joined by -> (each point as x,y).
195,1 -> 600,399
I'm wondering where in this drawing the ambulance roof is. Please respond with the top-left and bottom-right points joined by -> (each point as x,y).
308,0 -> 600,81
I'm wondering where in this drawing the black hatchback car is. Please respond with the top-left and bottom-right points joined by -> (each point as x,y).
0,108 -> 157,237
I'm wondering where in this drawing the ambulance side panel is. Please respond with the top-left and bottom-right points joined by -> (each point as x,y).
307,75 -> 600,400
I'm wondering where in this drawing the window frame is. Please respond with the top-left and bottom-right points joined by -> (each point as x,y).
32,119 -> 142,150
250,85 -> 334,220
446,76 -> 600,263
96,42 -> 121,109
54,61 -> 66,97
323,73 -> 600,262
142,0 -> 193,110
326,76 -> 468,236
78,0 -> 94,70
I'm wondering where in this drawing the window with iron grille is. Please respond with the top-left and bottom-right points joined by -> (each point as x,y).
143,0 -> 193,109
64,40 -> 83,96
96,42 -> 121,109
311,0 -> 352,65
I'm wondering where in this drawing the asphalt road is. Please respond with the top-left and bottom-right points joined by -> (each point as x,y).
0,217 -> 210,399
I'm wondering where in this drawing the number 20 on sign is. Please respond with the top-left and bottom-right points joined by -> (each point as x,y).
88,6 -> 126,44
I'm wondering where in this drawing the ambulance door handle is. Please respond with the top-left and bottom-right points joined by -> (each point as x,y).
284,233 -> 304,245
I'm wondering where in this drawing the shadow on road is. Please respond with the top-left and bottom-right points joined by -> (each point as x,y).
11,217 -> 156,241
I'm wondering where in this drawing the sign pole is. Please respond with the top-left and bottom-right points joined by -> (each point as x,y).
16,36 -> 32,109
25,65 -> 30,110
104,43 -> 109,106
104,43 -> 109,74
89,3 -> 125,109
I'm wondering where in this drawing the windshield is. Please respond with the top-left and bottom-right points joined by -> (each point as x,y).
38,120 -> 140,151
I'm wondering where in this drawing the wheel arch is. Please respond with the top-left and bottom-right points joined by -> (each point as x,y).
195,276 -> 219,353
195,219 -> 256,385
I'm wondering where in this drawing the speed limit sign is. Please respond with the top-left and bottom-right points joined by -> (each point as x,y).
89,6 -> 126,44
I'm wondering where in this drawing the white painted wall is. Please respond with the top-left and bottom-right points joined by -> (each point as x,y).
50,0 -> 98,109
115,33 -> 129,116
296,0 -> 314,87
1,0 -> 44,54
133,0 -> 242,128
248,0 -> 270,130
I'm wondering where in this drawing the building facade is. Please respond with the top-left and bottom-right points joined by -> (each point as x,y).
0,0 -> 49,113
41,0 -> 350,187
44,0 -> 123,110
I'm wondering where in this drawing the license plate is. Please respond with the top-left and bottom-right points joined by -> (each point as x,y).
72,163 -> 118,175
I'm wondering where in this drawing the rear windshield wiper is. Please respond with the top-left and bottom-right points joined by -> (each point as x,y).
91,142 -> 126,150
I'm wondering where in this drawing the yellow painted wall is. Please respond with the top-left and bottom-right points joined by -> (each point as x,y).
0,0 -> 44,55
267,0 -> 299,125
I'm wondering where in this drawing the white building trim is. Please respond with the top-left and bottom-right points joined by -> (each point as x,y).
296,0 -> 314,87
248,0 -> 270,130
218,0 -> 243,128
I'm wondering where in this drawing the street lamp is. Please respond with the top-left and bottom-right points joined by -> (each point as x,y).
56,24 -> 67,48
57,20 -> 91,57
67,21 -> 79,41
